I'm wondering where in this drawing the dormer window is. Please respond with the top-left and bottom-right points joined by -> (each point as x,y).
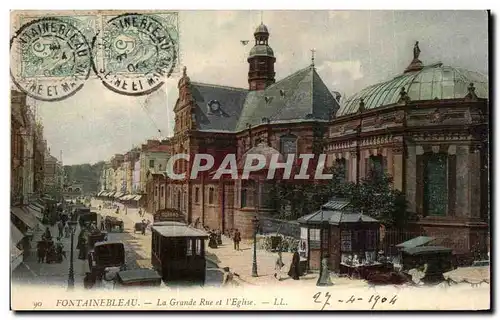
207,100 -> 221,114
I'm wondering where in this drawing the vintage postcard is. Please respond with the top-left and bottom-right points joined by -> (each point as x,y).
9,10 -> 490,311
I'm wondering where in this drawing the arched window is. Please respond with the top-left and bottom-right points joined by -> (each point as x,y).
280,134 -> 297,155
424,153 -> 448,216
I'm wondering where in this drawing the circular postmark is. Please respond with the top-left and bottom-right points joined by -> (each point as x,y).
10,17 -> 92,102
94,13 -> 177,96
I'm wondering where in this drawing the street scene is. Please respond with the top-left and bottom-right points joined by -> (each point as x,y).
10,10 -> 490,310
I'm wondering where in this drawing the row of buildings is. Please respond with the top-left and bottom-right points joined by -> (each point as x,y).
11,90 -> 66,270
98,141 -> 170,206
98,23 -> 489,259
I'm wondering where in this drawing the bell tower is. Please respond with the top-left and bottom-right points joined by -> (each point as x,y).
248,23 -> 276,91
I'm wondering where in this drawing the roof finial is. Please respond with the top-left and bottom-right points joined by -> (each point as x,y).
182,66 -> 187,76
260,11 -> 263,24
404,41 -> 424,73
311,48 -> 316,67
413,41 -> 421,60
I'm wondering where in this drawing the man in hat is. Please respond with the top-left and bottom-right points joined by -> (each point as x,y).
233,229 -> 241,251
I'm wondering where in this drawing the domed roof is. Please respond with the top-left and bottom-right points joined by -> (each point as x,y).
254,23 -> 269,34
249,44 -> 275,57
337,63 -> 488,117
238,142 -> 284,170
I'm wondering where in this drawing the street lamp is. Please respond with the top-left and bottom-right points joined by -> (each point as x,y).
251,215 -> 259,277
67,220 -> 78,290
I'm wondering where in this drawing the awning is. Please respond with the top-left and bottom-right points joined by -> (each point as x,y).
396,236 -> 436,249
120,195 -> 128,200
27,204 -> 43,220
10,242 -> 23,270
11,223 -> 24,245
134,195 -> 142,201
115,192 -> 124,198
32,200 -> 45,210
108,192 -> 115,197
11,207 -> 38,230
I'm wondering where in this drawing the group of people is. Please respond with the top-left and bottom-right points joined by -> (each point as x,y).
36,226 -> 66,264
274,248 -> 302,281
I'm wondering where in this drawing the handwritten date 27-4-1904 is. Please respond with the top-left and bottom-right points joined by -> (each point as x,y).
313,292 -> 398,310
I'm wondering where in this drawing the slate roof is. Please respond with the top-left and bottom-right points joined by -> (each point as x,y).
189,65 -> 339,133
297,198 -> 379,226
191,82 -> 248,132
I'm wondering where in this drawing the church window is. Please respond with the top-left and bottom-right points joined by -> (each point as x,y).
195,187 -> 200,203
241,180 -> 255,208
424,153 -> 448,216
208,187 -> 214,204
279,134 -> 297,155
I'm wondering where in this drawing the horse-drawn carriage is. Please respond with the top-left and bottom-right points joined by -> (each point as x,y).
78,211 -> 97,228
105,216 -> 124,232
87,230 -> 108,249
86,241 -> 126,284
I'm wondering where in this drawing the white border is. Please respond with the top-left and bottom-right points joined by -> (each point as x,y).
1,1 -> 497,320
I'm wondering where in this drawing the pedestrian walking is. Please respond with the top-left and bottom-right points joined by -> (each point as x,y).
125,207 -> 128,215
288,248 -> 301,280
141,219 -> 146,235
57,220 -> 64,239
100,219 -> 105,231
36,241 -> 46,263
274,251 -> 285,280
233,229 -> 241,251
64,222 -> 70,238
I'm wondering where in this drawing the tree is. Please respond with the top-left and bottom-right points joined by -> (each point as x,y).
269,167 -> 417,229
344,173 -> 417,228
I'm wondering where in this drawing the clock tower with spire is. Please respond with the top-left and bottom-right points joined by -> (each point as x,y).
247,23 -> 276,91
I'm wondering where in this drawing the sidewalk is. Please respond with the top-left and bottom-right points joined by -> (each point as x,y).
204,235 -> 321,286
12,220 -> 89,287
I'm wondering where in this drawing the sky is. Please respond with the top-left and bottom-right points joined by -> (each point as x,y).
26,10 -> 488,165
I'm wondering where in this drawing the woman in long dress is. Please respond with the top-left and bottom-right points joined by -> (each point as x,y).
288,249 -> 301,280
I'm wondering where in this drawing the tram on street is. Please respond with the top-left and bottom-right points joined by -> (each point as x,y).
151,221 -> 209,285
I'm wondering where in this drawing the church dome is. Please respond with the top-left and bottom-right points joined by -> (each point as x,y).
254,23 -> 269,34
249,44 -> 275,58
238,142 -> 284,170
337,63 -> 488,117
